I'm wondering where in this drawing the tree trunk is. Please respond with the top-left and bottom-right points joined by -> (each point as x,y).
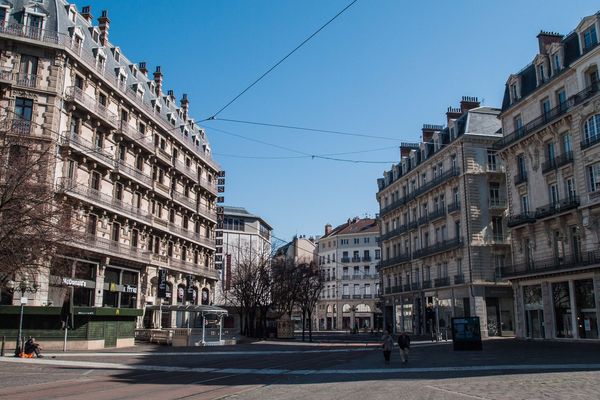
301,310 -> 306,341
308,310 -> 313,342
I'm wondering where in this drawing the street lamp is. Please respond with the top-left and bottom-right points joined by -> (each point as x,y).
6,278 -> 40,356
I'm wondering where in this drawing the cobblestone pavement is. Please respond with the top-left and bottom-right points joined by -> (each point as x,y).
1,339 -> 599,399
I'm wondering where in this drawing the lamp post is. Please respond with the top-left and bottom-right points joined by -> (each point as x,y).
6,278 -> 39,356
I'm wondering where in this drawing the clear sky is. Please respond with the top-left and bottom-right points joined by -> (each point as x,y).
82,0 -> 597,245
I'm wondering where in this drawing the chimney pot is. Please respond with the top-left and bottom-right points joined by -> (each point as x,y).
537,30 -> 563,55
460,96 -> 480,113
98,9 -> 110,45
81,5 -> 93,22
139,62 -> 148,75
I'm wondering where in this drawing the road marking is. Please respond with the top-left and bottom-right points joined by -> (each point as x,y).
37,342 -> 448,358
425,385 -> 491,400
2,357 -> 600,375
82,369 -> 95,376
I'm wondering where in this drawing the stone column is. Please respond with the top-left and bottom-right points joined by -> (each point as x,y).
568,280 -> 578,339
541,281 -> 555,339
95,262 -> 107,307
594,271 -> 600,339
514,283 -> 525,338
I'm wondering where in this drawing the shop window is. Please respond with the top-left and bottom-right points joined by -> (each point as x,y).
575,279 -> 598,339
102,266 -> 138,308
552,282 -> 573,338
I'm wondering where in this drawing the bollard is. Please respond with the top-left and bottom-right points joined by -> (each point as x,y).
1,335 -> 5,357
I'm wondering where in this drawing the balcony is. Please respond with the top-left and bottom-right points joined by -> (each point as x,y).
341,275 -> 350,280
113,159 -> 153,189
153,180 -> 171,198
57,178 -> 153,225
495,82 -> 600,150
403,284 -> 412,292
1,118 -> 32,136
434,277 -> 451,287
174,159 -> 198,182
380,253 -> 410,268
73,234 -> 150,264
501,250 -> 600,279
14,73 -> 41,89
60,132 -> 114,169
487,234 -> 510,245
363,294 -> 373,299
542,151 -> 574,173
0,68 -> 12,84
362,255 -> 372,262
413,167 -> 460,199
413,237 -> 463,259
507,212 -> 536,228
166,224 -> 215,249
352,274 -> 362,279
582,135 -> 600,150
422,280 -> 432,289
535,196 -> 580,220
454,274 -> 465,284
380,196 -> 406,217
168,257 -> 219,280
351,256 -> 361,262
352,294 -> 362,299
391,286 -> 401,294
514,171 -> 527,186
199,176 -> 219,196
408,220 -> 418,230
341,257 -> 350,263
65,86 -> 118,128
411,282 -> 420,291
155,147 -> 173,166
385,287 -> 391,295
172,191 -> 197,212
380,224 -> 407,242
197,204 -> 217,222
116,121 -> 154,153
447,201 -> 461,214
428,207 -> 447,222
342,295 -> 351,299
489,198 -> 507,209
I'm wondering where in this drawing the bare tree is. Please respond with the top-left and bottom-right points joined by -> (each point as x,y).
297,262 -> 323,342
0,119 -> 76,288
270,257 -> 303,319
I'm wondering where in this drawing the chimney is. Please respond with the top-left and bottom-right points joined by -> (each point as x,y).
537,31 -> 563,55
138,62 -> 148,76
153,66 -> 163,96
422,124 -> 442,143
446,106 -> 462,124
180,93 -> 189,121
81,6 -> 93,22
167,89 -> 175,100
460,96 -> 480,113
400,142 -> 418,158
98,10 -> 110,46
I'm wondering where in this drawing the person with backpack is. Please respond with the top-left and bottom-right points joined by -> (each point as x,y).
397,331 -> 410,363
381,329 -> 394,364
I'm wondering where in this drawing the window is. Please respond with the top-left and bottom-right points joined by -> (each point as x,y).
549,184 -> 559,205
363,237 -> 370,244
70,117 -> 80,134
562,132 -> 572,154
102,267 -> 138,309
487,150 -> 497,171
514,114 -> 523,131
87,214 -> 97,235
98,93 -> 107,107
15,97 -> 33,121
588,162 -> 600,192
538,63 -> 546,84
111,223 -> 120,242
566,178 -> 576,199
510,83 -> 518,102
167,241 -> 174,257
169,209 -> 175,223
118,144 -> 126,161
136,155 -> 144,171
19,55 -> 38,84
553,53 -> 561,72
517,154 -> 526,178
90,171 -> 101,190
114,182 -> 123,201
492,216 -> 503,241
521,195 -> 529,213
584,114 -> 600,145
374,249 -> 380,260
546,141 -> 555,163
66,159 -> 76,179
583,24 -> 598,51
489,182 -> 500,205
74,75 -> 84,89
131,229 -> 139,248
541,97 -> 551,117
94,132 -> 103,151
556,88 -> 566,108
450,155 -> 457,170
133,192 -> 141,209
353,238 -> 359,245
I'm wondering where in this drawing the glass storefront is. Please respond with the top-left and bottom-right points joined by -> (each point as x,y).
575,279 -> 598,339
524,285 -> 544,338
552,282 -> 573,338
102,266 -> 139,308
49,258 -> 96,307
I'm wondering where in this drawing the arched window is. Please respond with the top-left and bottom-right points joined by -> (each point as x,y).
584,114 -> 600,147
342,304 -> 351,313
201,288 -> 210,305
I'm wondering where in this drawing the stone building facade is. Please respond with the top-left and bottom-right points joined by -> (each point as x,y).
315,218 -> 382,331
377,99 -> 514,338
497,14 -> 600,340
0,1 -> 221,348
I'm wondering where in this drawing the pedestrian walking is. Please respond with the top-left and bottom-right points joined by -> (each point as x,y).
397,331 -> 410,364
381,329 -> 393,364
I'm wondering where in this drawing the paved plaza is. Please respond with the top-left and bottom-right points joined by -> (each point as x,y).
1,338 -> 599,399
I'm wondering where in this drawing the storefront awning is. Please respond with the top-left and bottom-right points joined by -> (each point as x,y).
145,304 -> 228,315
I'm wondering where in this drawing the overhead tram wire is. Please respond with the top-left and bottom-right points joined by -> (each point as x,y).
200,0 -> 359,122
207,117 -> 400,141
213,145 -> 398,160
205,125 -> 399,164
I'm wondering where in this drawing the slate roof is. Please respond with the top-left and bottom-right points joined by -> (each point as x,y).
321,218 -> 378,239
2,0 -> 216,166
223,206 -> 272,230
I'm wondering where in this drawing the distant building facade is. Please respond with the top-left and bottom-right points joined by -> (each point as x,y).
315,218 -> 382,331
376,98 -> 514,338
496,15 -> 600,340
216,206 -> 272,331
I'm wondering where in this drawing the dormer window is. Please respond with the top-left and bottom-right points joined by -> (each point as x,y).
583,24 -> 598,52
114,49 -> 121,62
92,29 -> 99,43
553,53 -> 561,73
97,54 -> 106,72
538,64 -> 545,84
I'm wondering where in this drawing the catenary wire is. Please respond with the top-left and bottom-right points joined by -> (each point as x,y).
201,0 -> 359,121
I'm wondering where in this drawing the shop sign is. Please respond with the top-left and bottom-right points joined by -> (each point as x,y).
62,277 -> 87,287
157,269 -> 168,298
124,285 -> 137,294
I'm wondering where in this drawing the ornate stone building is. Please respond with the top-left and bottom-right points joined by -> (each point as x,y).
0,1 -> 221,348
377,98 -> 513,338
496,13 -> 600,340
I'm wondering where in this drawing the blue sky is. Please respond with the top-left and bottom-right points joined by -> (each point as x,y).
82,0 -> 597,245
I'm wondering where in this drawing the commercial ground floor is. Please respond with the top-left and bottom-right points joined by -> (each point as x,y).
0,253 -> 219,348
315,299 -> 383,332
382,283 -> 514,338
511,267 -> 600,340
